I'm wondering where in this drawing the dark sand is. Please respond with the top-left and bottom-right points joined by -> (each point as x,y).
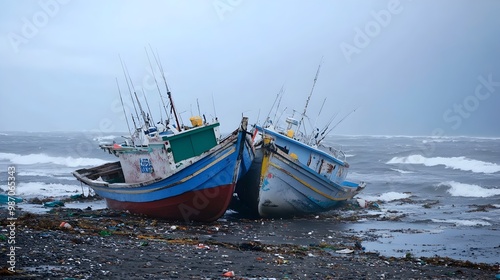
1,204 -> 499,279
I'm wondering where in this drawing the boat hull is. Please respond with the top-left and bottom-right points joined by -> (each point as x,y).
105,184 -> 234,222
258,147 -> 364,218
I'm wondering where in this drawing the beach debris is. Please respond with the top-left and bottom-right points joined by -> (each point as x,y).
222,270 -> 235,277
99,230 -> 112,237
335,248 -> 354,254
59,222 -> 72,229
357,198 -> 368,208
44,200 -> 65,207
196,243 -> 210,250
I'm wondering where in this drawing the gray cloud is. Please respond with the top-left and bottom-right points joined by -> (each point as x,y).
1,0 -> 499,136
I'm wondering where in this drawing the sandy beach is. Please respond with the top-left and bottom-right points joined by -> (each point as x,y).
1,202 -> 498,280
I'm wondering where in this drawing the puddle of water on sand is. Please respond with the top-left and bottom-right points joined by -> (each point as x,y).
348,221 -> 500,264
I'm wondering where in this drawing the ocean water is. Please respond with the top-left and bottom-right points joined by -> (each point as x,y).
1,132 -> 499,264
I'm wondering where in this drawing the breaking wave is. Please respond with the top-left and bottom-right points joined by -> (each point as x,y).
438,181 -> 500,198
0,152 -> 108,167
387,154 -> 500,174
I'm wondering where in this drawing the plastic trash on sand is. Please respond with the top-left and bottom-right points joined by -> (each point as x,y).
59,222 -> 72,229
335,248 -> 354,254
44,200 -> 65,207
222,271 -> 235,277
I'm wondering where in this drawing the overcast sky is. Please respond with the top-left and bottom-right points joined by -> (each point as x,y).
1,0 -> 499,136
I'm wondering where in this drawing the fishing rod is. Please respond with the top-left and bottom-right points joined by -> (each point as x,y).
307,97 -> 327,145
141,88 -> 155,127
119,54 -> 141,128
150,45 -> 182,130
264,84 -> 285,126
196,98 -> 201,116
134,91 -> 149,128
297,57 -> 323,136
145,47 -> 169,122
211,92 -> 218,121
317,107 -> 358,145
123,60 -> 149,129
115,77 -> 133,143
319,111 -> 339,138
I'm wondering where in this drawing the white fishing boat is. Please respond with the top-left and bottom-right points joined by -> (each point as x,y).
232,61 -> 366,218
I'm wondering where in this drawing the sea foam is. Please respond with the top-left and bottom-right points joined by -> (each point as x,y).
438,181 -> 500,198
16,182 -> 84,197
431,218 -> 491,227
390,168 -> 415,174
360,191 -> 411,202
0,152 -> 108,167
387,154 -> 500,174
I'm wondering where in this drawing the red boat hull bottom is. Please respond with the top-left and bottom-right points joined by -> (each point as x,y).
105,184 -> 235,222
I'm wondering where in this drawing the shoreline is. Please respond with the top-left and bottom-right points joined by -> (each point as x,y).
1,206 -> 498,279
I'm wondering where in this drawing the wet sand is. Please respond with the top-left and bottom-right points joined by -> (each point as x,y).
1,203 -> 498,279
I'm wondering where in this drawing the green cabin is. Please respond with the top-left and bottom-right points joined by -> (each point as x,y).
163,123 -> 220,163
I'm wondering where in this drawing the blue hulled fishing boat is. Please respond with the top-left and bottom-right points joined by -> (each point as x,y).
232,61 -> 365,218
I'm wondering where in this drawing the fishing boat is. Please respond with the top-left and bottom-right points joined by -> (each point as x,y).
73,117 -> 254,222
232,61 -> 366,218
73,51 -> 255,222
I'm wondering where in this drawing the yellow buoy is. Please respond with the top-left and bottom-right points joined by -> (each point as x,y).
189,116 -> 203,127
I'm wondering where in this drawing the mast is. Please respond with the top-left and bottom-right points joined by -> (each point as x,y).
298,58 -> 323,135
